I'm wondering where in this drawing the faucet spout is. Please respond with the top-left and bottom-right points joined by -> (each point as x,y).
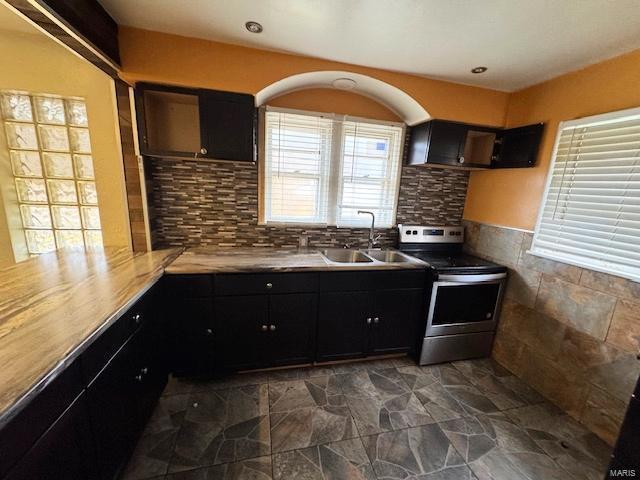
358,210 -> 376,249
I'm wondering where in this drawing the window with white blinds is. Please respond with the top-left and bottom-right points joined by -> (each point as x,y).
530,107 -> 640,282
262,108 -> 404,227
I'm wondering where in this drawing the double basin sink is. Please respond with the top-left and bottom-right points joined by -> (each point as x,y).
320,248 -> 422,266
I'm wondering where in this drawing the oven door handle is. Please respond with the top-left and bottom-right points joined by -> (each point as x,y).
437,272 -> 507,283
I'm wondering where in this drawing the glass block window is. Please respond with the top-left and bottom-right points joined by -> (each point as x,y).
1,92 -> 102,254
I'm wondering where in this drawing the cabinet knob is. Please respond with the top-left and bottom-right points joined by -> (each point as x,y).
200,147 -> 208,155
373,317 -> 380,324
133,313 -> 141,324
206,328 -> 213,335
366,317 -> 372,324
269,324 -> 276,331
140,367 -> 149,375
261,324 -> 268,331
458,156 -> 465,164
135,374 -> 143,382
266,282 -> 273,289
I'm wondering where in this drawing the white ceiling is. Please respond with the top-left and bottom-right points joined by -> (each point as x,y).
99,0 -> 640,91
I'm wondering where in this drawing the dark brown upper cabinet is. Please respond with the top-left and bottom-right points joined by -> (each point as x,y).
407,119 -> 544,169
135,82 -> 256,162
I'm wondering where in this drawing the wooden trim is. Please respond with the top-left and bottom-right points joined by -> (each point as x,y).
114,79 -> 150,251
3,0 -> 120,77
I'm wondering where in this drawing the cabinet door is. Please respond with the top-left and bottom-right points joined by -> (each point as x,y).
317,292 -> 370,361
268,293 -> 317,366
427,121 -> 468,166
87,339 -> 139,480
168,297 -> 216,376
131,320 -> 168,429
5,393 -> 95,480
215,295 -> 268,370
200,90 -> 255,162
492,123 -> 544,168
371,289 -> 425,356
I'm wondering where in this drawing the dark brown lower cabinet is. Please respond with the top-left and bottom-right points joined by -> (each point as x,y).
4,393 -> 95,480
1,283 -> 168,480
317,291 -> 370,361
370,288 -> 424,355
87,335 -> 141,480
214,292 -> 317,371
215,295 -> 268,371
268,293 -> 317,366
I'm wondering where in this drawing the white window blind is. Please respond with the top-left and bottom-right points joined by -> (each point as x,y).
530,107 -> 640,282
262,107 -> 404,228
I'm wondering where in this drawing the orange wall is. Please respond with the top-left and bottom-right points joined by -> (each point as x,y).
118,27 -> 508,127
464,48 -> 640,230
267,88 -> 401,121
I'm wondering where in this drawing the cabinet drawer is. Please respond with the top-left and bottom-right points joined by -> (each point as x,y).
164,274 -> 213,297
214,273 -> 318,295
0,360 -> 83,478
81,289 -> 151,384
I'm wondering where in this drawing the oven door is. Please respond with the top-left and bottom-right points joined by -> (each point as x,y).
425,272 -> 506,337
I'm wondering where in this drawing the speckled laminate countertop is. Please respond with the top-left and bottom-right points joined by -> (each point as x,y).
165,247 -> 427,274
0,247 -> 181,426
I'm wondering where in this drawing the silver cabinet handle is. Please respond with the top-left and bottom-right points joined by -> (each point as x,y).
206,328 -> 213,335
133,313 -> 141,324
266,282 -> 273,289
261,325 -> 268,331
135,374 -> 143,382
366,317 -> 372,324
269,324 -> 276,331
458,156 -> 465,164
141,367 -> 148,375
373,317 -> 380,323
200,147 -> 208,155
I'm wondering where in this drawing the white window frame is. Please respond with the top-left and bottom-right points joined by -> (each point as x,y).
530,106 -> 640,282
259,106 -> 405,228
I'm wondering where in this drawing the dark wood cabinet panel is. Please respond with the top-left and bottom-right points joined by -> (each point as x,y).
268,294 -> 317,366
200,90 -> 255,162
168,297 -> 216,376
317,291 -> 370,361
5,393 -> 96,480
0,361 -> 84,478
215,295 -> 269,371
427,121 -> 468,166
86,338 -> 140,480
371,289 -> 424,355
492,123 -> 544,168
215,272 -> 318,296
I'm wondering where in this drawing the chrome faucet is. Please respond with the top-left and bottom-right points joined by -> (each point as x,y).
358,210 -> 380,249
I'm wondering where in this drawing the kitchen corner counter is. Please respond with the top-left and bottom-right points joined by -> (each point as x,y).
0,247 -> 181,425
165,247 -> 427,274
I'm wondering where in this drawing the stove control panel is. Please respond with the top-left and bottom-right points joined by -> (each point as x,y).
398,225 -> 464,244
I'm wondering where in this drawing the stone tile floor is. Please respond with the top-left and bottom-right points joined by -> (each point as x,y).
122,356 -> 612,480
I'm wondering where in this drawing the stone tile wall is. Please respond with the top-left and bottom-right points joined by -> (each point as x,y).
147,158 -> 469,249
463,219 -> 640,445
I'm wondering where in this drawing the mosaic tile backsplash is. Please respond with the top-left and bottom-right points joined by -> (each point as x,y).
147,159 -> 469,249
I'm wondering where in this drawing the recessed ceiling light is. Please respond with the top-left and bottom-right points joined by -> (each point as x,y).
245,21 -> 263,33
471,66 -> 488,74
332,78 -> 357,90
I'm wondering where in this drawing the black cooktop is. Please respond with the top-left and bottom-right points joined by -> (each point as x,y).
407,252 -> 508,275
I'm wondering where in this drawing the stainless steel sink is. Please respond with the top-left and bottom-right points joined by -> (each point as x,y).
320,249 -> 373,264
365,250 -> 414,263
